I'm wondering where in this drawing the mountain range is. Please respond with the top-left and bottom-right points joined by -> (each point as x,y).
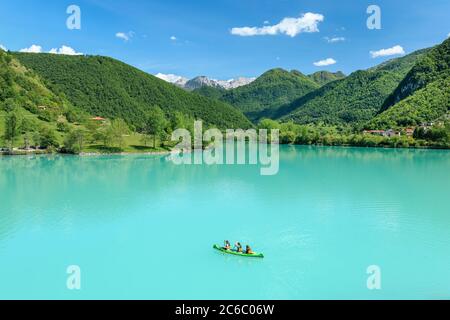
191,39 -> 448,128
1,38 -> 449,148
155,73 -> 256,90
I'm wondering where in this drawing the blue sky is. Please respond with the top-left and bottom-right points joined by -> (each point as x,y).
0,0 -> 449,79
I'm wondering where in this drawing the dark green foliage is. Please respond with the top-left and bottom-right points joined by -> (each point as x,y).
277,49 -> 430,125
366,78 -> 449,129
381,39 -> 449,111
414,123 -> 450,143
38,126 -> 59,149
13,53 -> 251,130
368,39 -> 449,129
220,68 -> 320,121
192,86 -> 226,100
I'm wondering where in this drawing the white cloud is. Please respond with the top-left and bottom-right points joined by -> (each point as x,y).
0,44 -> 6,51
49,45 -> 83,55
325,36 -> 345,43
156,73 -> 184,82
370,45 -> 405,58
231,12 -> 324,37
20,44 -> 42,53
313,58 -> 337,67
263,20 -> 270,25
116,31 -> 134,42
170,36 -> 177,41
447,32 -> 450,38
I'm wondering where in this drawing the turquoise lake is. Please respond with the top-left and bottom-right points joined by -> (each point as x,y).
0,146 -> 449,299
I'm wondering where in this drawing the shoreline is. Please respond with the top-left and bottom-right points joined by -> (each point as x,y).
79,150 -> 172,156
1,143 -> 449,157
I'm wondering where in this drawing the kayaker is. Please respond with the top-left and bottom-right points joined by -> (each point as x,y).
223,240 -> 231,250
246,245 -> 254,255
234,242 -> 243,253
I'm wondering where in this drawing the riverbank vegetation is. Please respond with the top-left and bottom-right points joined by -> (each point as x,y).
258,119 -> 450,149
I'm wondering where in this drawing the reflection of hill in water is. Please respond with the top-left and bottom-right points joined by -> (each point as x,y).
0,147 -> 449,243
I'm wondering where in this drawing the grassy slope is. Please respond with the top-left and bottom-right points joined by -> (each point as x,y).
0,49 -> 71,147
14,53 -> 251,130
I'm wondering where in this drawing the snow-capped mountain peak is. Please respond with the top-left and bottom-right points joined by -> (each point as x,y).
155,73 -> 255,90
155,73 -> 188,87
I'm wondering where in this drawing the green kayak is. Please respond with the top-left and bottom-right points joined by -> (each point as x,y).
213,244 -> 264,258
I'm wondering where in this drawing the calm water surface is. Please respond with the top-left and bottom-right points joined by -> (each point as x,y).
0,146 -> 449,299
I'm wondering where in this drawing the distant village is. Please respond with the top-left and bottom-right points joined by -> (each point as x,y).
363,116 -> 449,138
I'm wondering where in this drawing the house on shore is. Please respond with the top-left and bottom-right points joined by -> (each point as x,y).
404,128 -> 415,136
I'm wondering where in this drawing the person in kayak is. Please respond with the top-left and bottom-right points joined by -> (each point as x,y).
245,245 -> 254,255
234,242 -> 243,253
223,240 -> 231,250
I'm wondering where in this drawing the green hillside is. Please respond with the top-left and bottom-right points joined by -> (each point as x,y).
13,53 -> 251,130
367,39 -> 449,128
276,49 -> 430,125
0,50 -> 72,119
219,68 -> 320,121
307,71 -> 346,86
192,85 -> 226,100
0,49 -> 89,149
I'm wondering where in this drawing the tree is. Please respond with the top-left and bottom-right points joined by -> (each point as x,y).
64,128 -> 87,153
57,120 -> 70,133
170,111 -> 186,131
143,106 -> 168,148
108,119 -> 129,148
32,131 -> 41,149
4,112 -> 21,150
39,127 -> 59,149
3,98 -> 18,113
258,119 -> 281,131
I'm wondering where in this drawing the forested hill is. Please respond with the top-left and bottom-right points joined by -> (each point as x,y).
367,39 -> 450,129
13,53 -> 251,129
218,68 -> 320,120
381,39 -> 449,112
275,48 -> 430,126
0,50 -> 70,116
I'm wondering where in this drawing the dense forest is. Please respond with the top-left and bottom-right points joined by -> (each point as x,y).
366,38 -> 450,128
13,53 -> 251,130
218,69 -> 321,120
276,48 -> 430,125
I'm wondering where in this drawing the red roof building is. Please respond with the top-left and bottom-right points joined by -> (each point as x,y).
91,117 -> 106,121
